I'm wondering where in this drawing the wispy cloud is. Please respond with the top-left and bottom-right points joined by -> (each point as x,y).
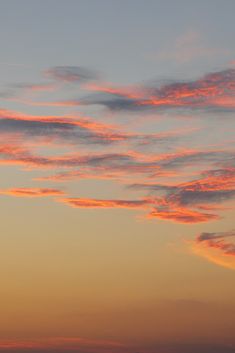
45,66 -> 99,83
0,108 -> 130,145
2,66 -> 235,114
0,108 -> 186,147
0,65 -> 234,265
197,230 -> 235,255
192,230 -> 235,270
60,197 -> 152,210
131,167 -> 235,223
59,165 -> 235,223
64,68 -> 235,113
0,187 -> 64,197
35,149 -> 235,178
149,206 -> 218,223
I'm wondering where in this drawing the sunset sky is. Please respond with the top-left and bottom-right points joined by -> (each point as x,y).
0,1 -> 235,352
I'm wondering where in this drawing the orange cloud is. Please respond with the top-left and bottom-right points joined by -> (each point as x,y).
62,68 -> 235,112
192,230 -> 235,270
132,167 -> 235,223
0,66 -> 234,230
0,108 -> 187,147
0,108 -> 130,144
0,187 -> 64,197
60,197 -> 152,209
4,67 -> 235,114
149,206 -> 219,224
60,195 -> 221,224
1,141 -> 233,224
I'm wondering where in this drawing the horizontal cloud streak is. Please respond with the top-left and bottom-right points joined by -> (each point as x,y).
149,207 -> 218,223
0,109 -> 130,145
45,66 -> 99,83
0,108 -> 186,147
131,167 -> 235,223
60,197 -> 152,209
0,187 -> 64,197
62,68 -> 235,113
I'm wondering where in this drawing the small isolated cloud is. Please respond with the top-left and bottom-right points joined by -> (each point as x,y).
45,66 -> 99,83
0,187 -> 64,197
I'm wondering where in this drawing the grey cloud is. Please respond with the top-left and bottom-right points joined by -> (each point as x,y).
198,230 -> 235,242
0,110 -> 184,147
68,68 -> 235,113
45,66 -> 99,83
196,230 -> 235,256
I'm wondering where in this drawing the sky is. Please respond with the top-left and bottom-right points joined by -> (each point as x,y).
0,1 -> 235,352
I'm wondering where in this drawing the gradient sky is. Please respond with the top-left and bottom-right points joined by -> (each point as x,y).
0,1 -> 235,352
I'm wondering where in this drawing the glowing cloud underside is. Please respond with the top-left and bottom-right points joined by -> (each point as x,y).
0,65 -> 235,269
192,230 -> 235,270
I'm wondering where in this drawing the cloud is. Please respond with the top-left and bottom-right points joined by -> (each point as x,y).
197,230 -> 235,255
149,206 -> 218,223
37,168 -> 175,182
35,149 -> 235,177
0,65 -> 234,234
0,187 -> 64,197
68,68 -> 235,113
3,66 -> 235,116
58,165 -> 235,224
0,108 -> 131,145
192,230 -> 235,270
0,140 -> 234,223
60,197 -> 152,210
0,145 -> 178,172
0,143 -> 56,168
0,108 -> 186,147
158,150 -> 235,170
0,144 -> 152,170
45,66 -> 99,83
0,145 -> 135,169
131,167 -> 235,223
